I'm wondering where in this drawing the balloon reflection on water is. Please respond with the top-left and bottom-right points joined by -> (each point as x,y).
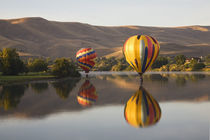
124,87 -> 161,128
77,80 -> 98,106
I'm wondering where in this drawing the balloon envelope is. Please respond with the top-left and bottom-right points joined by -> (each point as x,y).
76,48 -> 97,73
124,87 -> 161,128
123,35 -> 160,74
77,80 -> 98,106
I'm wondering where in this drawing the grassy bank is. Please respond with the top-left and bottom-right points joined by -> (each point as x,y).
1,68 -> 209,84
0,72 -> 55,84
151,67 -> 210,72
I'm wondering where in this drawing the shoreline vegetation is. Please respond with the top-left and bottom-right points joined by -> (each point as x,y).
0,48 -> 209,84
0,72 -> 55,84
92,55 -> 210,72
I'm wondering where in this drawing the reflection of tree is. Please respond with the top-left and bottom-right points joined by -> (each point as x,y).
145,74 -> 168,82
52,78 -> 80,99
0,84 -> 28,110
176,76 -> 186,87
170,74 -> 206,85
189,74 -> 206,82
31,82 -> 49,94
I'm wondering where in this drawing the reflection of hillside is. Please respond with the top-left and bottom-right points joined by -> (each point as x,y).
104,75 -> 138,89
100,73 -> 197,88
96,73 -> 138,89
0,73 -> 209,119
169,73 -> 206,82
193,95 -> 209,101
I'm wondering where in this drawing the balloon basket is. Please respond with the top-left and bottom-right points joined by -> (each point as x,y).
85,74 -> 88,78
139,73 -> 143,87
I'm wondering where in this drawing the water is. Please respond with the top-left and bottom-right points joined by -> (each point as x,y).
0,72 -> 209,140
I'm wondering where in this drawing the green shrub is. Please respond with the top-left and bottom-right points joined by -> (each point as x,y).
174,55 -> 186,65
0,48 -> 26,75
159,65 -> 169,71
27,58 -> 48,72
51,58 -> 80,77
191,63 -> 206,71
205,54 -> 210,63
152,56 -> 169,69
169,64 -> 184,71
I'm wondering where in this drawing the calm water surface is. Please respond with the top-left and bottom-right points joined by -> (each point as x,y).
0,72 -> 209,140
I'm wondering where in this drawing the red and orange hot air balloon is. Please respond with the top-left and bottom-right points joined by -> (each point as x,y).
77,80 -> 98,107
76,48 -> 97,77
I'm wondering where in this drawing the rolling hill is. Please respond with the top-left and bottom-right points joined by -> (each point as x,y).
0,17 -> 210,59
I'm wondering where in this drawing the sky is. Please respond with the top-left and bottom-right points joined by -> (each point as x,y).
0,0 -> 210,27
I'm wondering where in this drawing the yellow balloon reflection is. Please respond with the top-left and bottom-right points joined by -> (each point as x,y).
124,87 -> 161,128
77,80 -> 98,107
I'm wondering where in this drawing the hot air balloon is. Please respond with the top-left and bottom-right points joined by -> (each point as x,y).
76,48 -> 97,77
77,80 -> 98,106
123,35 -> 160,85
124,87 -> 161,128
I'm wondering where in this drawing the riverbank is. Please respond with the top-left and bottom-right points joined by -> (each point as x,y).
1,69 -> 210,84
0,72 -> 56,84
151,67 -> 210,72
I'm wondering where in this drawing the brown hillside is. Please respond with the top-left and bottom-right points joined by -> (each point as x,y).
0,17 -> 210,58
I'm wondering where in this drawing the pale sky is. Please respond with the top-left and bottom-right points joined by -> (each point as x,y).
0,0 -> 210,27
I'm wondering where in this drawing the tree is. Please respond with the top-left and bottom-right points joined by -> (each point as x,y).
188,59 -> 197,68
152,56 -> 169,68
0,48 -> 26,75
30,82 -> 49,94
27,58 -> 48,72
174,55 -> 186,65
95,57 -> 115,71
95,57 -> 131,71
191,63 -> 205,71
112,64 -> 124,71
52,78 -> 80,99
205,54 -> 210,63
51,58 -> 80,77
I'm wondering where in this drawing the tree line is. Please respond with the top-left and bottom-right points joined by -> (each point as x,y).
0,48 -> 80,77
93,54 -> 209,71
0,78 -> 80,110
0,48 -> 209,77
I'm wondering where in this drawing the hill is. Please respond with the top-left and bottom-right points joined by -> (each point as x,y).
0,17 -> 210,59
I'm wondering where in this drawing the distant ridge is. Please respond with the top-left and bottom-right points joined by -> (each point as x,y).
0,17 -> 210,58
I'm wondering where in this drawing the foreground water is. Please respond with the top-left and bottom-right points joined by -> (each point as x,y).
0,72 -> 209,140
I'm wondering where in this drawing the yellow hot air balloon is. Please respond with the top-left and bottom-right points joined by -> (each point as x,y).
124,87 -> 161,128
123,35 -> 160,85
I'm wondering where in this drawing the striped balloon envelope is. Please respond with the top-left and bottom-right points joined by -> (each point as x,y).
123,35 -> 160,74
124,87 -> 161,128
76,48 -> 97,73
77,80 -> 98,106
